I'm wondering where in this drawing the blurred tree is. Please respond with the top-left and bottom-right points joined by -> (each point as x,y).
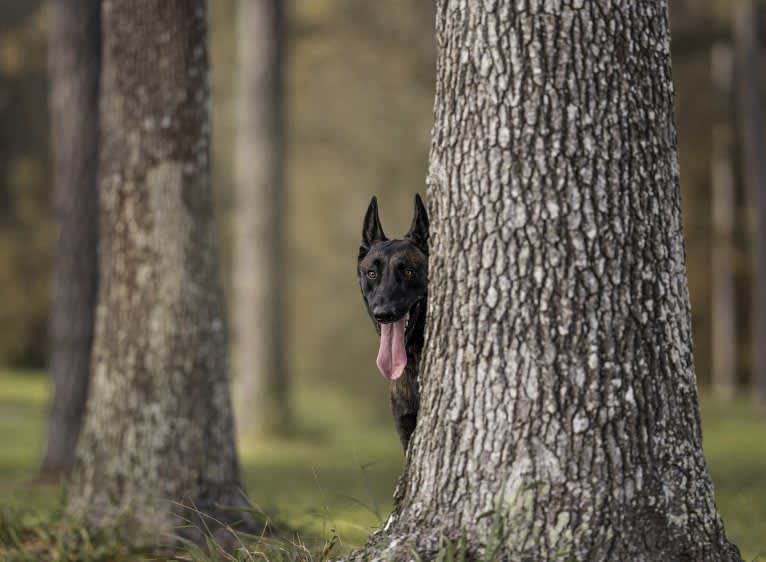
710,43 -> 737,400
353,1 -> 742,560
232,0 -> 288,436
39,0 -> 100,478
734,1 -> 766,408
67,0 -> 258,542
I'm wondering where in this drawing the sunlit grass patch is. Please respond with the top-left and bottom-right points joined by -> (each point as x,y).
700,392 -> 766,561
239,380 -> 402,549
0,370 -> 50,512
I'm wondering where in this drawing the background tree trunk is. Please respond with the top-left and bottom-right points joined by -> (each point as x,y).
232,0 -> 288,436
354,1 -> 741,560
734,1 -> 766,409
68,0 -> 258,543
710,43 -> 737,400
40,0 -> 100,478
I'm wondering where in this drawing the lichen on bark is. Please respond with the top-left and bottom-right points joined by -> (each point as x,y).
67,0 -> 257,544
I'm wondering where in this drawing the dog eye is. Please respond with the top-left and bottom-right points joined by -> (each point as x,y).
367,270 -> 377,280
404,268 -> 415,278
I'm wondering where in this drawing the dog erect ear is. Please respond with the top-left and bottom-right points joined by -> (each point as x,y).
405,193 -> 429,253
360,196 -> 387,259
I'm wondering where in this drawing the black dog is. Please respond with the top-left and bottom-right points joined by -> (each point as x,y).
358,194 -> 428,451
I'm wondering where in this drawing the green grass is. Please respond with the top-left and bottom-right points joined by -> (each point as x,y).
238,381 -> 402,547
0,370 -> 402,558
698,396 -> 766,561
0,370 -> 764,559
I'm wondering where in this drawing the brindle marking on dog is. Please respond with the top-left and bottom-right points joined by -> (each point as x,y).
358,194 -> 428,451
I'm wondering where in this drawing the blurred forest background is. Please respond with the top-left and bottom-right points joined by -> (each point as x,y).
1,0 -> 765,558
2,0 -> 765,394
0,0 -> 435,398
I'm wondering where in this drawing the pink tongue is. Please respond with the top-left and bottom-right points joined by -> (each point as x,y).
376,317 -> 407,380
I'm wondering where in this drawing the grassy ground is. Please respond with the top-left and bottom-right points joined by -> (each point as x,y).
0,370 -> 764,560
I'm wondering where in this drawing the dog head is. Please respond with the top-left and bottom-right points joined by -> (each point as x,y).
358,194 -> 429,380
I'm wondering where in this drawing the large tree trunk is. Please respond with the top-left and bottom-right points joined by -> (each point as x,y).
734,1 -> 766,409
68,0 -> 258,543
353,1 -> 741,560
232,0 -> 287,436
710,43 -> 737,400
40,0 -> 100,477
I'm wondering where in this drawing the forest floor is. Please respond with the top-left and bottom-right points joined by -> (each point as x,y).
0,370 -> 764,560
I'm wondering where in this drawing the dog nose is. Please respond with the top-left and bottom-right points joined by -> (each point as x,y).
372,306 -> 397,323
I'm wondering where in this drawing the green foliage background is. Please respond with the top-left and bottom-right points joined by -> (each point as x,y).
0,4 -> 50,366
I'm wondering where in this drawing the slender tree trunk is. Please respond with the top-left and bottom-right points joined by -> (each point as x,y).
68,0 -> 258,544
710,43 -> 737,400
40,0 -> 100,478
353,2 -> 741,560
734,1 -> 766,409
232,0 -> 287,436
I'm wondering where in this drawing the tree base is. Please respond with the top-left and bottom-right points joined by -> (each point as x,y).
345,517 -> 743,562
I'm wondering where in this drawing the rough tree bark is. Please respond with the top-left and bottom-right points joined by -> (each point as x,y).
352,1 -> 741,560
734,1 -> 766,409
68,0 -> 258,543
40,0 -> 100,477
232,0 -> 288,436
710,43 -> 737,400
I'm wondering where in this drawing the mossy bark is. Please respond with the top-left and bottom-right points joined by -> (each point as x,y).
67,0 -> 257,544
351,1 -> 742,560
41,0 -> 100,477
